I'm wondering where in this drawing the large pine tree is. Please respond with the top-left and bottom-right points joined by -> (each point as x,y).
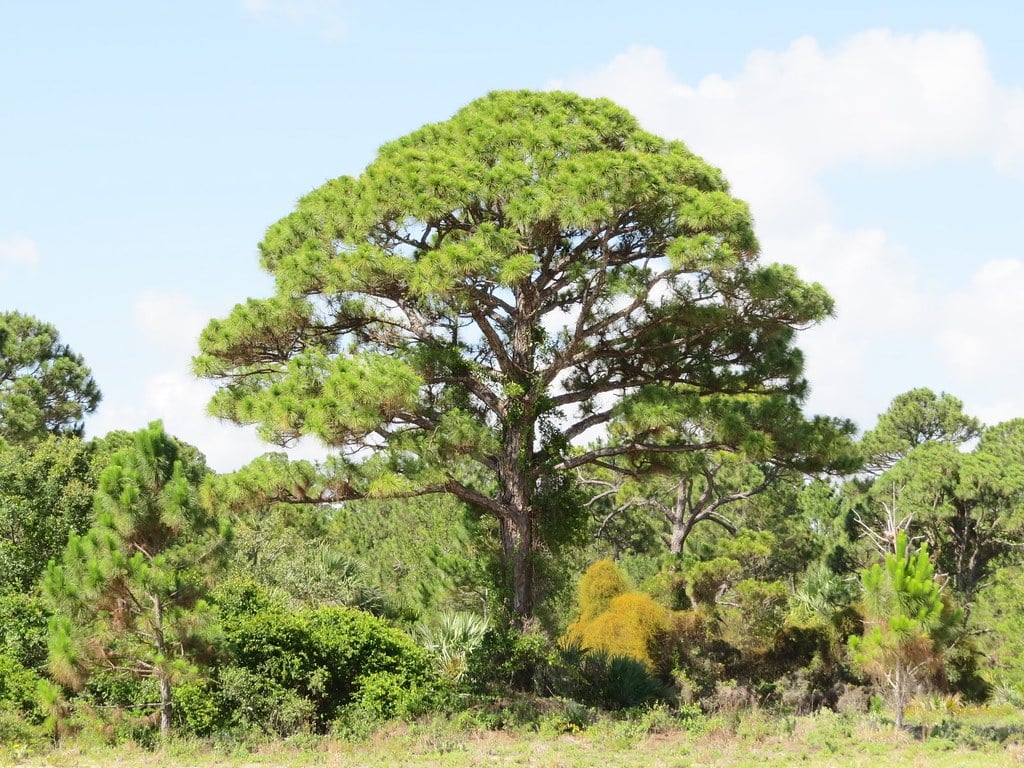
195,90 -> 833,621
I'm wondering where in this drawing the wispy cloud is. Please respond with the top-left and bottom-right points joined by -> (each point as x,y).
240,0 -> 347,40
88,290 -> 327,472
0,234 -> 39,267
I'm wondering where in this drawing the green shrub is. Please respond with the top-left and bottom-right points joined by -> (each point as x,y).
0,594 -> 48,676
80,670 -> 156,710
217,665 -> 315,736
0,653 -> 42,712
221,599 -> 431,729
465,623 -> 552,694
172,679 -> 223,737
349,670 -> 429,720
0,703 -> 47,755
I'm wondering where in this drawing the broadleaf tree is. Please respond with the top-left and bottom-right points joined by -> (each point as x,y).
195,90 -> 834,621
0,436 -> 98,593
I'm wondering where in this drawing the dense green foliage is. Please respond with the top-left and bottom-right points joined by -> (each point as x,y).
195,89 -> 834,620
42,422 -> 229,736
0,311 -> 100,445
214,582 -> 433,732
0,437 -> 98,593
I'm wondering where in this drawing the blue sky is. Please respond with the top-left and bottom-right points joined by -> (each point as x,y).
3,2 -> 1023,469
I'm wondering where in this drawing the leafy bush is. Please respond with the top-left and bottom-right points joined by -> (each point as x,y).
0,704 -> 47,756
80,670 -> 156,711
216,665 -> 315,736
172,679 -> 222,737
219,591 -> 431,730
465,623 -> 552,694
346,670 -> 432,721
0,654 -> 42,712
0,594 -> 49,712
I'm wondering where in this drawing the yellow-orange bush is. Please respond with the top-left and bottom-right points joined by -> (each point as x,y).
575,558 -> 630,622
566,560 -> 667,670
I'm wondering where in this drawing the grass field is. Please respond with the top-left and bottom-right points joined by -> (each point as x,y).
8,709 -> 1024,768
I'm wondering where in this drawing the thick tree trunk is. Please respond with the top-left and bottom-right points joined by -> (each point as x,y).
497,416 -> 536,623
499,282 -> 540,624
500,513 -> 534,621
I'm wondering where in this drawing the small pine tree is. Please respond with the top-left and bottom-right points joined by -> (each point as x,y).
848,532 -> 960,728
43,421 -> 230,737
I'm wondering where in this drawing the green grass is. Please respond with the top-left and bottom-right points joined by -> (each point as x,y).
7,709 -> 1024,768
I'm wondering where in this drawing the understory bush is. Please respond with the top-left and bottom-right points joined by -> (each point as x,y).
207,580 -> 433,734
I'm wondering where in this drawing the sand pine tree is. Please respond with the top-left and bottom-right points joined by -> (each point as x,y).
849,532 -> 960,728
43,421 -> 229,737
195,90 -> 835,622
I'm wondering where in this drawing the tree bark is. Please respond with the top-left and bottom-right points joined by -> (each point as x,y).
500,513 -> 534,622
153,594 -> 172,738
497,281 -> 539,623
893,663 -> 907,730
497,425 -> 535,622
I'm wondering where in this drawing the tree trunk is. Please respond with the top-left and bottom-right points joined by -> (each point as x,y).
668,520 -> 686,555
159,673 -> 172,738
500,281 -> 540,624
500,513 -> 534,622
668,478 -> 696,555
893,663 -> 907,730
153,594 -> 172,738
497,416 -> 535,623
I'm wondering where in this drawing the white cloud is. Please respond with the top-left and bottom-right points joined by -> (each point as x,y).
134,290 -> 207,356
555,30 -> 1024,429
558,31 -> 1024,182
240,0 -> 346,40
87,290 -> 327,472
937,259 -> 1024,385
0,234 -> 39,267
